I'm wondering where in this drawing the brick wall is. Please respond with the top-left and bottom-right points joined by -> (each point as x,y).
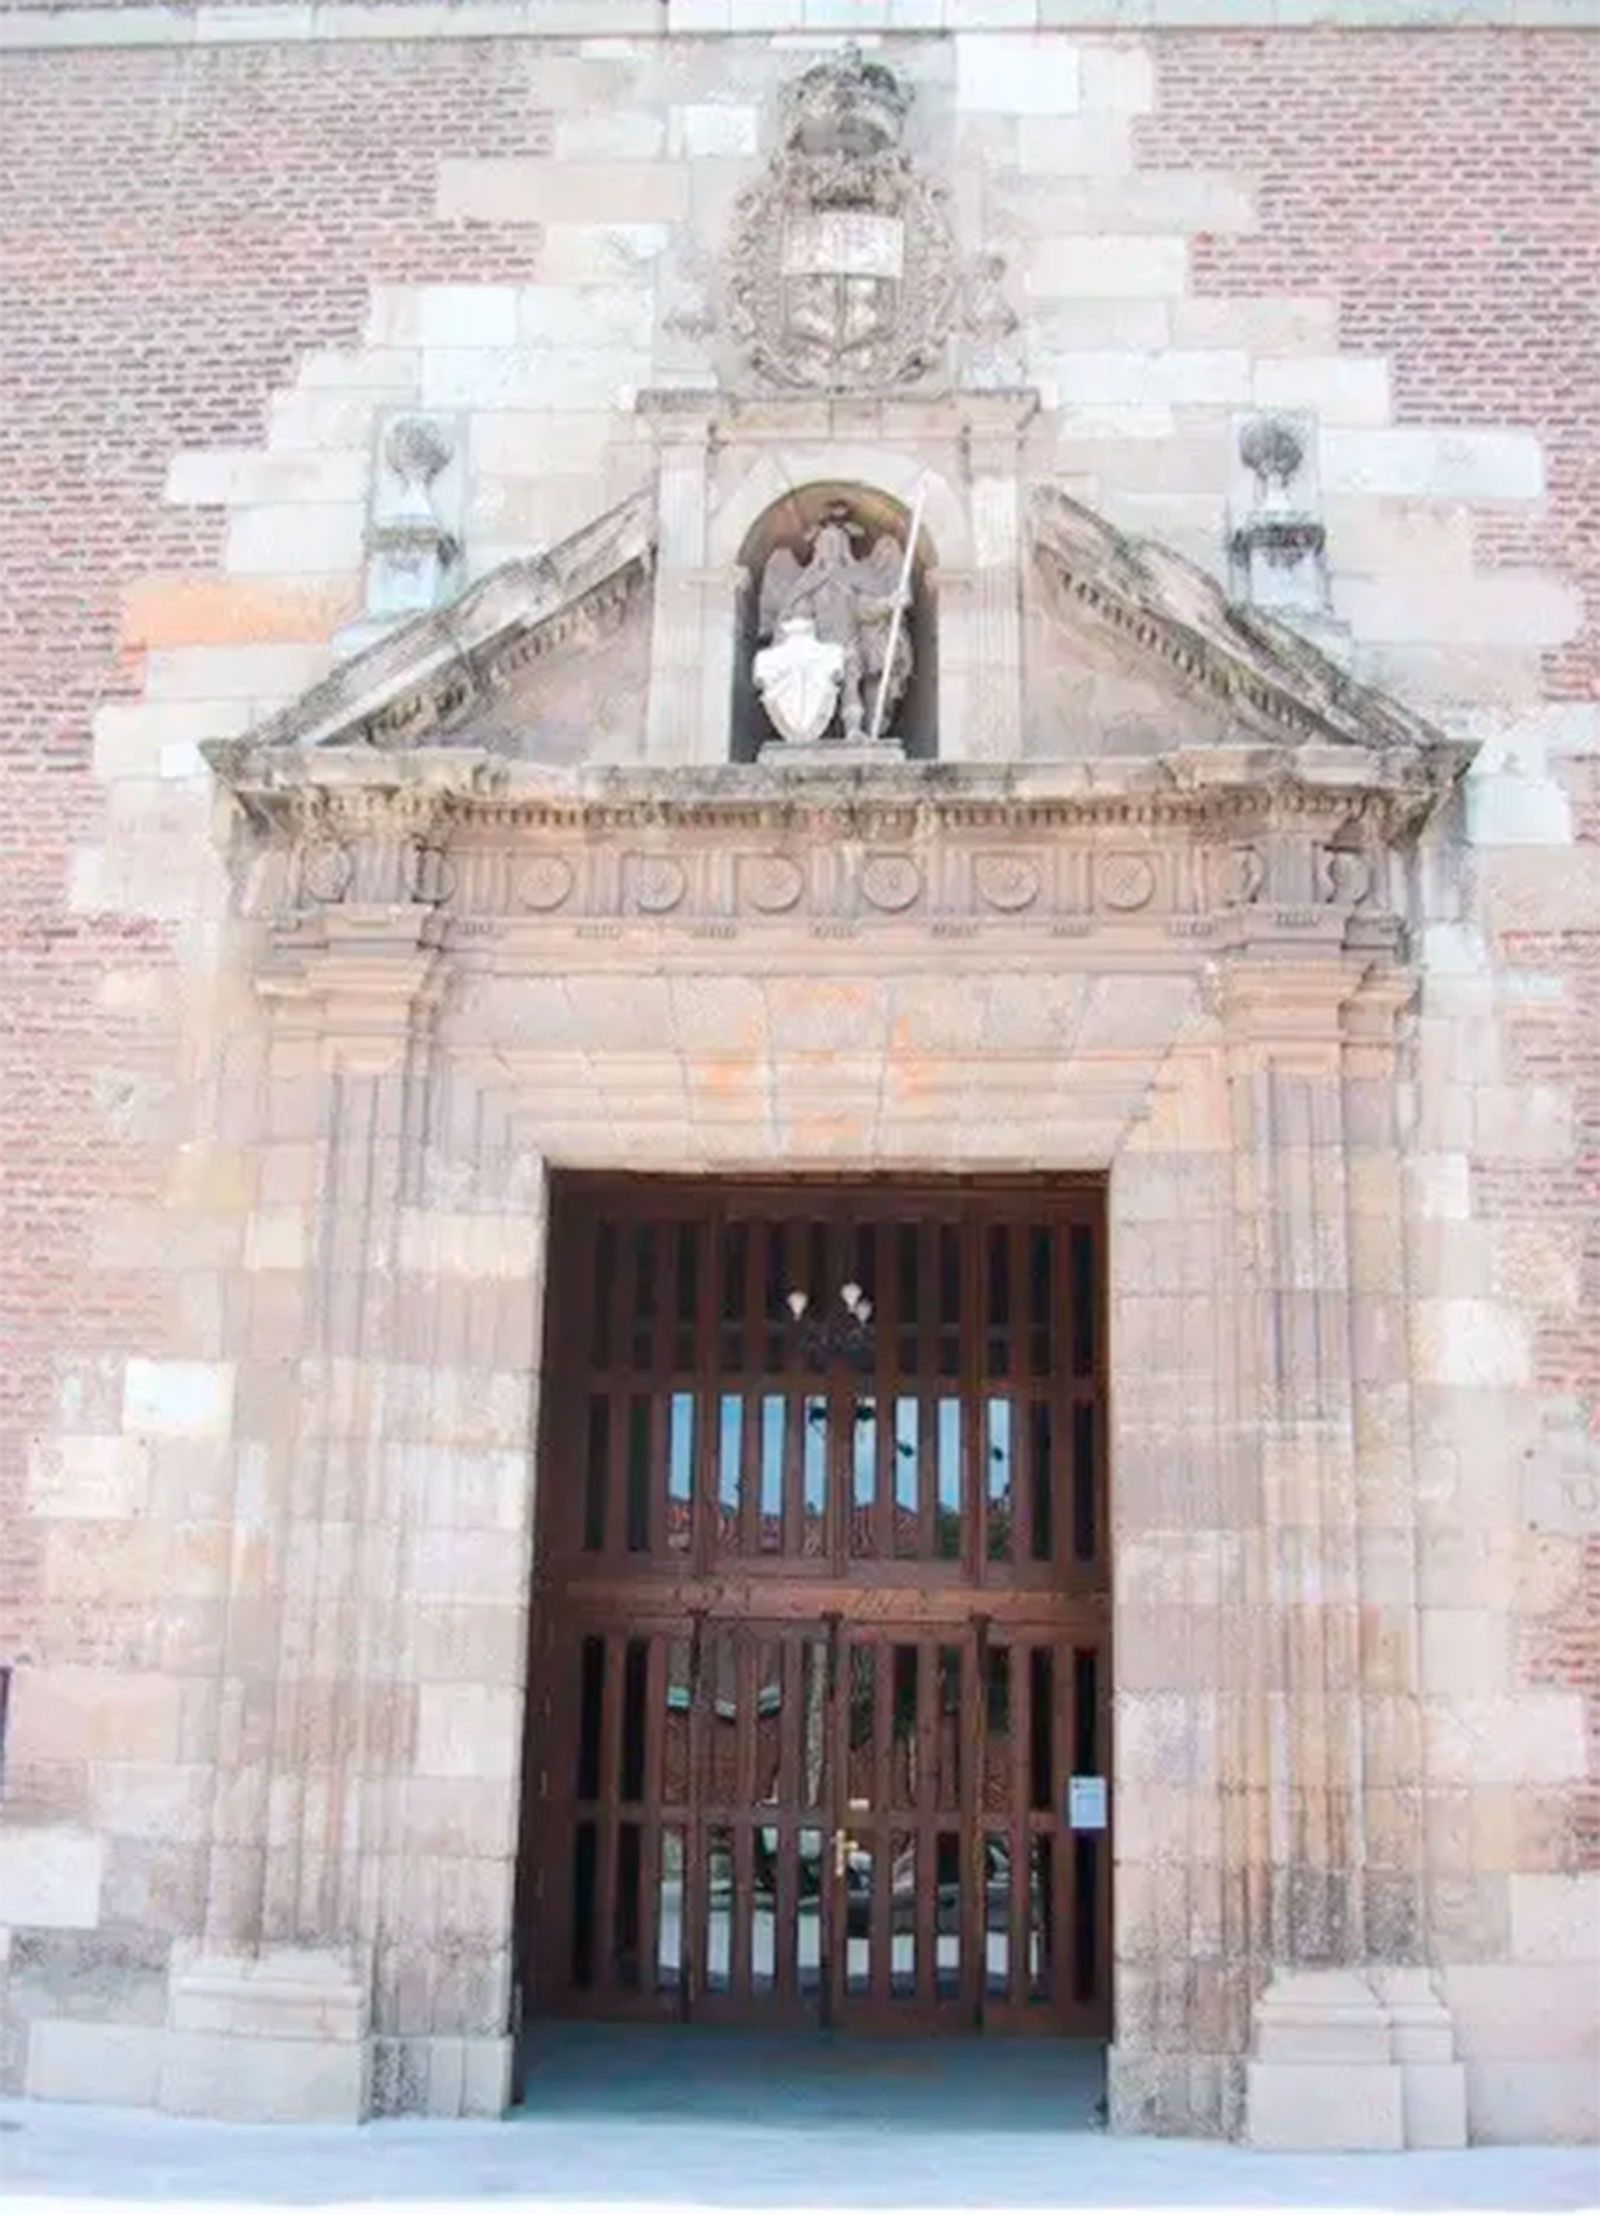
1142,29 -> 1599,703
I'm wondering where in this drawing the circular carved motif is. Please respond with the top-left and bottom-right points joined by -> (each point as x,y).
741,854 -> 806,914
630,856 -> 687,915
974,852 -> 1039,913
519,855 -> 575,912
860,852 -> 922,913
1097,852 -> 1156,913
299,840 -> 351,905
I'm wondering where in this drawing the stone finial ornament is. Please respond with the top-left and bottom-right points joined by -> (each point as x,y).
365,410 -> 462,625
1228,411 -> 1330,620
754,504 -> 913,748
725,47 -> 957,393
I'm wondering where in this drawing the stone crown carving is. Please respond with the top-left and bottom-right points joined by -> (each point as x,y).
726,47 -> 957,394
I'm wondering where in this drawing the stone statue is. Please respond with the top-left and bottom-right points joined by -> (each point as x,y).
755,511 -> 912,746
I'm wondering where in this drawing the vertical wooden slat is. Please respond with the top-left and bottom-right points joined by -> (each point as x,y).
681,1613 -> 708,2010
692,1207 -> 718,1581
593,1633 -> 624,1995
1053,1631 -> 1073,2016
741,1220 -> 767,1556
1009,1226 -> 1031,1567
1052,1209 -> 1074,1586
965,1621 -> 985,2025
914,1637 -> 937,2004
1009,1637 -> 1030,2007
731,1806 -> 754,2003
961,1214 -> 982,1585
868,1637 -> 892,2004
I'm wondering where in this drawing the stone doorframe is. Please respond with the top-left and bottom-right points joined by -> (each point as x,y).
176,735 -> 1468,2138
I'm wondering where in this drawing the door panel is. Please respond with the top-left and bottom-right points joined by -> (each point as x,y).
522,1180 -> 1110,2036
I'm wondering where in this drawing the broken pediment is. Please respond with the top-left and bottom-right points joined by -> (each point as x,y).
1028,485 -> 1444,759
241,487 -> 656,757
212,471 -> 1461,791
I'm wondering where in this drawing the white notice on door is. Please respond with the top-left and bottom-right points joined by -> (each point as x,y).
1067,1775 -> 1107,1832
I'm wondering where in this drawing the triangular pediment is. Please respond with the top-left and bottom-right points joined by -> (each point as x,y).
1029,486 -> 1439,756
241,486 -> 656,755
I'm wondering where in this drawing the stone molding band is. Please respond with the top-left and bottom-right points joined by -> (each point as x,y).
1,1 -> 1591,54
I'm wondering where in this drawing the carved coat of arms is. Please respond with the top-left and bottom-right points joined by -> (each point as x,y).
727,48 -> 957,392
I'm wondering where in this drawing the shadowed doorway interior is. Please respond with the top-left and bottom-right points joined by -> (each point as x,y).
514,1177 -> 1110,2076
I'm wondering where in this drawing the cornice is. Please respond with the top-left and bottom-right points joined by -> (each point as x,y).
206,737 -> 1469,845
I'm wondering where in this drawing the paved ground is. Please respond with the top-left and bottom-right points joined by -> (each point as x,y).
3,2030 -> 1596,2216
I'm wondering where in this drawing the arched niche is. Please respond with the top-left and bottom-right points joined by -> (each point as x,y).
731,482 -> 938,763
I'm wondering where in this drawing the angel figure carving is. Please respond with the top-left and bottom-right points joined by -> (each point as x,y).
755,509 -> 913,745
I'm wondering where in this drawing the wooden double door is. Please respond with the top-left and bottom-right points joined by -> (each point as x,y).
519,1178 -> 1110,2036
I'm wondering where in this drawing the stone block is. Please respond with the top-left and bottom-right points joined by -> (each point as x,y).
1321,425 -> 1545,502
1253,354 -> 1391,427
1420,1609 -> 1509,1696
1172,294 -> 1338,354
396,1210 -> 543,1280
1042,349 -> 1248,407
1465,2059 -> 1600,2144
92,1762 -> 215,1845
956,32 -> 1080,113
1247,2059 -> 1403,2152
26,1433 -> 151,1517
1246,1971 -> 1404,2151
555,110 -> 665,161
168,1948 -> 367,2043
1508,1874 -> 1600,1963
437,159 -> 690,227
0,1829 -> 104,1930
1444,1964 -> 1599,2064
25,2018 -> 163,2106
420,347 -> 649,413
515,285 -> 654,351
668,103 -> 757,159
1026,238 -> 1188,298
415,1683 -> 521,1781
160,2029 -> 369,2121
9,1670 -> 182,1767
536,223 -> 672,287
1424,1694 -> 1586,1786
1336,572 -> 1580,650
1079,41 -> 1155,112
1413,1299 -> 1530,1388
122,1358 -> 235,1438
1014,114 -> 1132,174
1368,1969 -> 1467,2149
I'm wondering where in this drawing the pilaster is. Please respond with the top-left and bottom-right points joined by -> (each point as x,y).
173,887 -> 458,2122
642,400 -> 717,766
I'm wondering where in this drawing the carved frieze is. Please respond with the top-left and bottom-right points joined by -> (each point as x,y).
208,749 -> 1464,960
